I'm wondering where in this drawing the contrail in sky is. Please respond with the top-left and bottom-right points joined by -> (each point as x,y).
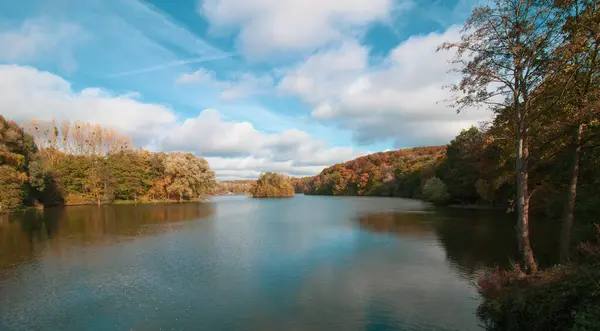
107,53 -> 233,78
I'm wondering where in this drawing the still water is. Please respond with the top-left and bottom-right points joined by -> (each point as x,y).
0,195 -> 557,331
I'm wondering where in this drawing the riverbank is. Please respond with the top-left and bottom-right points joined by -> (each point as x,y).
477,226 -> 600,331
447,203 -> 503,210
112,198 -> 210,205
1,198 -> 211,214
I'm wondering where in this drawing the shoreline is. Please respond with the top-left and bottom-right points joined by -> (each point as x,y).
2,199 -> 211,214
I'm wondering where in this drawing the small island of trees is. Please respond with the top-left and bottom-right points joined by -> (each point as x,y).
249,172 -> 295,198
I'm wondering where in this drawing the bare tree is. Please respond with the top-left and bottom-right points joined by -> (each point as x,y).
25,120 -> 131,157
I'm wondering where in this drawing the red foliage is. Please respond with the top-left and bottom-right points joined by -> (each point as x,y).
305,146 -> 446,196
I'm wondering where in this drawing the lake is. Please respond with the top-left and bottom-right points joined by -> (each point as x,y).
0,195 -> 558,331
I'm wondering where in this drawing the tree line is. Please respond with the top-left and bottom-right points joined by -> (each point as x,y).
302,0 -> 600,272
210,180 -> 255,195
438,0 -> 600,275
0,116 -> 216,210
448,0 -> 599,328
301,1 -> 600,327
302,146 -> 446,198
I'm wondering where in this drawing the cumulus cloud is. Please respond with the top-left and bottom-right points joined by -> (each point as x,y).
163,109 -> 365,178
176,68 -> 217,85
279,40 -> 368,105
205,156 -> 328,180
0,65 -> 177,146
0,64 -> 360,179
176,68 -> 274,100
0,18 -> 84,71
279,27 -> 493,147
200,0 -> 397,58
163,109 -> 263,156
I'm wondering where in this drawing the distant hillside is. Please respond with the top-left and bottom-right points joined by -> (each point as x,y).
303,146 -> 446,197
211,180 -> 254,195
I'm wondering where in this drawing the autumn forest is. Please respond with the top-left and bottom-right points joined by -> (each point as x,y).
0,116 -> 216,209
2,0 -> 600,329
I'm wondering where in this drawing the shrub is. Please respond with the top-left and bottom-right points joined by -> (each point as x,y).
478,231 -> 600,331
422,177 -> 450,204
0,165 -> 27,211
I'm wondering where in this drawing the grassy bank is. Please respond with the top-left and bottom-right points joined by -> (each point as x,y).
111,199 -> 207,205
49,197 -> 209,207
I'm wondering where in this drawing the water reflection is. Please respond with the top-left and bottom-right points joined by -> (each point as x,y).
0,203 -> 215,269
359,209 -> 560,275
0,196 -> 556,331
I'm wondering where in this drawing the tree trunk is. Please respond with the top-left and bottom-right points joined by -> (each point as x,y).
516,127 -> 538,273
560,124 -> 584,263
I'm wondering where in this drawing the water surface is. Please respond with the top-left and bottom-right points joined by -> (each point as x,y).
0,195 -> 556,330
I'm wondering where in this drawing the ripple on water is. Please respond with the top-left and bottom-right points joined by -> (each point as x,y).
0,196 -> 556,330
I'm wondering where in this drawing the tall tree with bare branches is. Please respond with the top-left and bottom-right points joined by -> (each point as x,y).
439,0 -> 567,273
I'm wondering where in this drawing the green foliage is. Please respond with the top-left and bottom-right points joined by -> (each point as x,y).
0,116 -> 218,208
0,115 -> 36,170
108,151 -> 147,200
0,115 -> 36,210
0,165 -> 26,211
54,154 -> 92,195
437,127 -> 484,203
422,177 -> 450,204
475,179 -> 493,202
250,172 -> 295,198
27,156 -> 64,206
393,170 -> 422,198
477,262 -> 600,331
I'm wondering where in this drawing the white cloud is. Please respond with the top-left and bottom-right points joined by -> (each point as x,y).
0,18 -> 83,71
176,68 -> 217,85
279,27 -> 493,147
0,65 -> 359,179
279,39 -> 368,105
163,108 -> 365,178
206,156 -> 327,180
176,68 -> 274,100
200,0 -> 397,58
0,65 -> 177,146
163,108 -> 263,156
219,73 -> 275,100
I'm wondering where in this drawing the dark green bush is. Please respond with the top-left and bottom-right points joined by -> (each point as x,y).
477,261 -> 600,331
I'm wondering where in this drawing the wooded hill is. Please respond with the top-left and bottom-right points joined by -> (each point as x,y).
298,146 -> 446,198
299,124 -> 600,222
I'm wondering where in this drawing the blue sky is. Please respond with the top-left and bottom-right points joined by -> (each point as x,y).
0,0 -> 491,179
